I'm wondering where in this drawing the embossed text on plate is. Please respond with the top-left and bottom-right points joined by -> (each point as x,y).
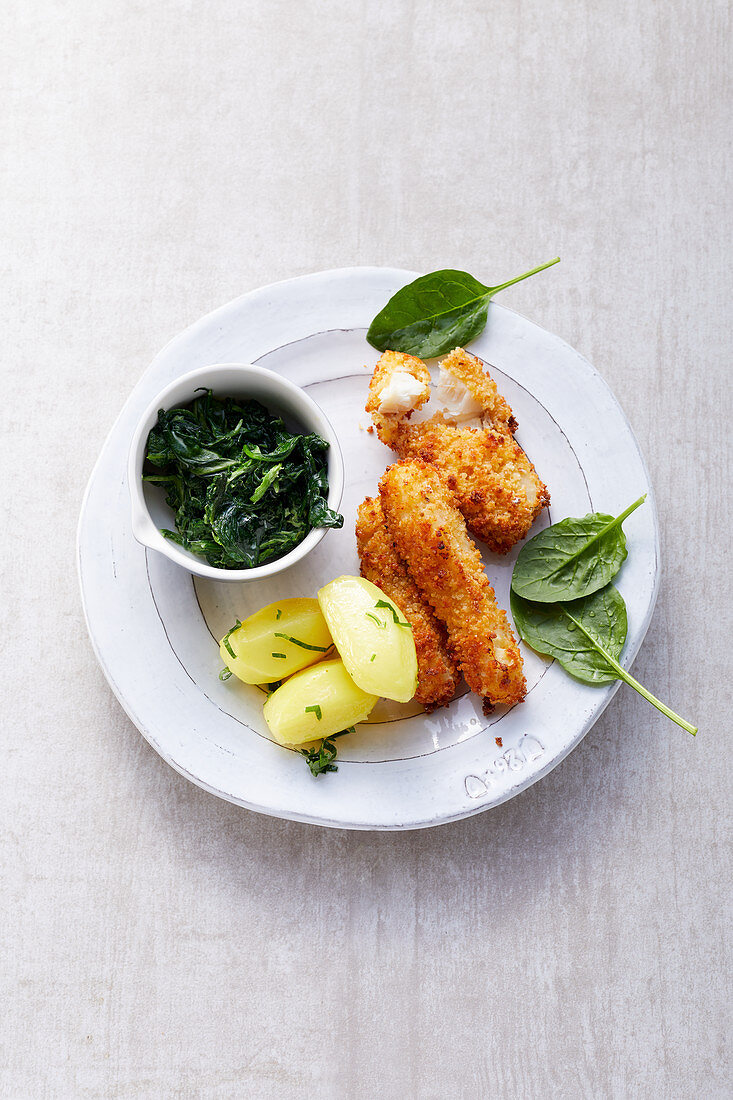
464,734 -> 546,799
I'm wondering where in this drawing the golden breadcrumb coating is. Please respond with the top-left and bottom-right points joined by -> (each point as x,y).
379,461 -> 526,712
356,496 -> 459,711
365,350 -> 432,423
366,347 -> 550,554
439,346 -> 517,433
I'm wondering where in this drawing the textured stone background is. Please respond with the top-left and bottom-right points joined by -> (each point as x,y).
2,1 -> 731,1097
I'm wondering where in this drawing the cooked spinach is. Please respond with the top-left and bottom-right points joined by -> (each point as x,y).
299,727 -> 354,777
511,586 -> 697,735
366,258 -> 560,358
511,496 -> 646,603
143,389 -> 343,568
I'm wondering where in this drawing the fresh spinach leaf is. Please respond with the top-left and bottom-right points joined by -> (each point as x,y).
510,585 -> 627,684
144,390 -> 343,569
367,258 -> 560,358
511,586 -> 697,734
511,496 -> 646,602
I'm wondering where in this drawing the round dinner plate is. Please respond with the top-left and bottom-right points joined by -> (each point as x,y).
77,267 -> 659,830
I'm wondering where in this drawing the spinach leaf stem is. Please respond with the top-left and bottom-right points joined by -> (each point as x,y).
490,256 -> 560,295
562,606 -> 697,736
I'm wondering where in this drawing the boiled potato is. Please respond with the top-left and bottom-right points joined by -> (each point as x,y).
263,658 -> 377,746
317,576 -> 418,702
220,598 -> 332,685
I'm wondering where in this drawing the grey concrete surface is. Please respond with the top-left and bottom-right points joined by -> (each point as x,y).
1,1 -> 730,1097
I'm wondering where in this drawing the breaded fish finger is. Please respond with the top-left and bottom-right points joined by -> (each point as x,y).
367,347 -> 549,553
356,496 -> 459,711
366,350 -> 432,448
379,460 -> 526,711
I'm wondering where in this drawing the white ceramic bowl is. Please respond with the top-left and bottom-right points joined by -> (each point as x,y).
127,363 -> 344,581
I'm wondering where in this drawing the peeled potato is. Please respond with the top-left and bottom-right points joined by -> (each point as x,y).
317,576 -> 418,703
220,598 -> 333,685
263,658 -> 377,746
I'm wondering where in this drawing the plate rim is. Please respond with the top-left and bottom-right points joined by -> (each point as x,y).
77,266 -> 660,830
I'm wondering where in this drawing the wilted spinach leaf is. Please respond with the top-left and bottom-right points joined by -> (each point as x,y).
511,496 -> 646,603
143,390 -> 343,569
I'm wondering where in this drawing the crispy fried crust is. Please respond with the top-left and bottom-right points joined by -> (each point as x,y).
439,346 -> 517,433
378,461 -> 526,711
356,496 -> 459,711
365,350 -> 431,448
367,347 -> 550,553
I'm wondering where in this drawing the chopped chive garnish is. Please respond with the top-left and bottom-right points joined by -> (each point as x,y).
221,619 -> 242,660
264,680 -> 282,692
274,632 -> 332,652
271,652 -> 287,659
219,666 -> 232,681
375,599 -> 411,627
298,726 -> 355,777
275,608 -> 282,620
305,705 -> 323,721
370,653 -> 376,662
365,612 -> 385,628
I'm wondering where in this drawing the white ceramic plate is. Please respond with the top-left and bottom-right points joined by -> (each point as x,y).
78,267 -> 659,830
